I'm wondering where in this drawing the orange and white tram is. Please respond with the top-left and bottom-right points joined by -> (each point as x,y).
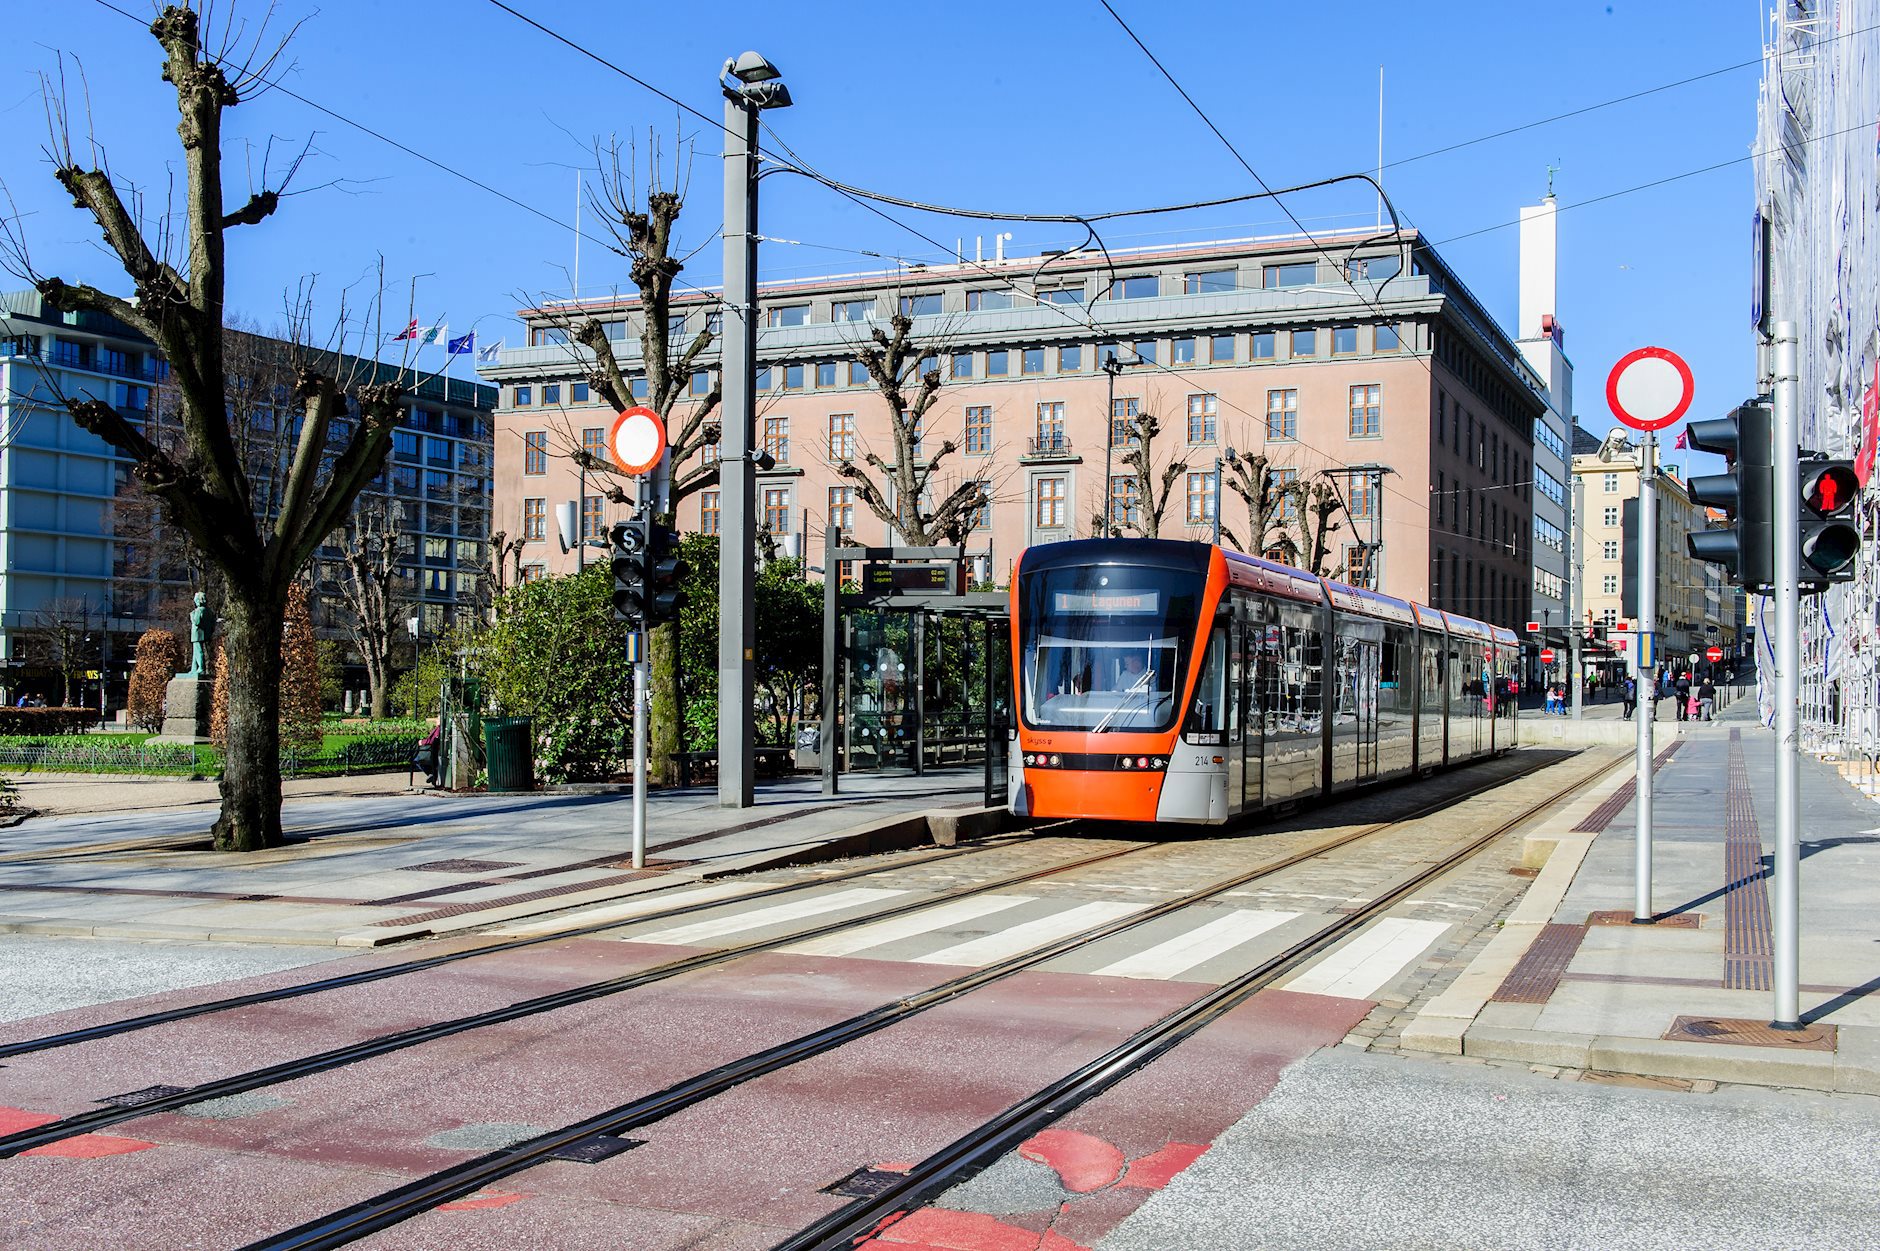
1009,539 -> 1519,824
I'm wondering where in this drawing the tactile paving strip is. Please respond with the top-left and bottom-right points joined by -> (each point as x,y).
1722,729 -> 1773,991
1663,1014 -> 1836,1051
1570,740 -> 1683,833
1490,922 -> 1586,1004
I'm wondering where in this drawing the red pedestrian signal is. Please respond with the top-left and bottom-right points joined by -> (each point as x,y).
1797,459 -> 1862,585
1804,463 -> 1855,515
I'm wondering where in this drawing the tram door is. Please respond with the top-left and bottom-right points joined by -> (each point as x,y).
1231,610 -> 1259,811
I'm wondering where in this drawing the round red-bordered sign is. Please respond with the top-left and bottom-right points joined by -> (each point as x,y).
1706,646 -> 1723,663
1540,648 -> 1556,665
1606,346 -> 1695,433
607,406 -> 667,475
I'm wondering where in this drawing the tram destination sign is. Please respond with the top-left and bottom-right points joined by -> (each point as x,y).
862,561 -> 966,598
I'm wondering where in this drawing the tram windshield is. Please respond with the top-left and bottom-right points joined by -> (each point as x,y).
1018,563 -> 1203,732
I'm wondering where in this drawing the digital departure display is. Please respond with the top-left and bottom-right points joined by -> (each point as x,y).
1052,591 -> 1161,614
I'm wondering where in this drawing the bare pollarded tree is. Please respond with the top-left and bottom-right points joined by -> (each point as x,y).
1219,449 -> 1300,560
1115,399 -> 1189,541
837,312 -> 992,547
328,498 -> 408,720
22,599 -> 102,708
2,7 -> 409,850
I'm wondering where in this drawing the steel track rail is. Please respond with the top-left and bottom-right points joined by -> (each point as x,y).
0,828 -> 1063,1062
772,751 -> 1632,1250
235,750 -> 1597,1251
0,835 -> 1144,1158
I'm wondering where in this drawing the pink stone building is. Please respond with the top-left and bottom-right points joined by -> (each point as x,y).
482,230 -> 1547,629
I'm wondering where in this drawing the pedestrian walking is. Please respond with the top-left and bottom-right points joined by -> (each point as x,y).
1673,670 -> 1692,722
1699,678 -> 1716,722
1622,676 -> 1637,720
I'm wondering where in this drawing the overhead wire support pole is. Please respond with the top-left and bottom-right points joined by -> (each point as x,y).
1569,473 -> 1584,719
1633,430 -> 1657,923
1771,321 -> 1802,1028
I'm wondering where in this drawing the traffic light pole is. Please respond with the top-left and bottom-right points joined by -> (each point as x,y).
1633,431 -> 1657,924
1570,474 -> 1584,720
1771,321 -> 1801,1028
632,620 -> 649,870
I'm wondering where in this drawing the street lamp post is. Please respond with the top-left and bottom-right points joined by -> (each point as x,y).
1102,356 -> 1123,537
718,51 -> 791,810
1213,446 -> 1236,547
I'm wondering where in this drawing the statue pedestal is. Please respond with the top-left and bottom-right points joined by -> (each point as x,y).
153,676 -> 214,744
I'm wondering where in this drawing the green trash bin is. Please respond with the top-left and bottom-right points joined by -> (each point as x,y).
483,717 -> 535,792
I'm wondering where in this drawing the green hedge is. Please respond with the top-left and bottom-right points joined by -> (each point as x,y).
0,731 -> 418,778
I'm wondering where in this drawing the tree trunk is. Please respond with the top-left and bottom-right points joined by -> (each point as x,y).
651,622 -> 679,785
368,659 -> 389,720
212,588 -> 287,851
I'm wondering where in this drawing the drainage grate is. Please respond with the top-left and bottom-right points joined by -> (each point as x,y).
98,1084 -> 188,1107
1663,1015 -> 1837,1051
825,1167 -> 909,1198
400,859 -> 523,874
1586,910 -> 1702,928
1507,866 -> 1539,879
1491,923 -> 1586,1004
547,1134 -> 644,1164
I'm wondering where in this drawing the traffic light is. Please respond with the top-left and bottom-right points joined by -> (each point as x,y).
1685,399 -> 1774,589
643,520 -> 689,627
610,517 -> 649,624
1798,458 -> 1861,588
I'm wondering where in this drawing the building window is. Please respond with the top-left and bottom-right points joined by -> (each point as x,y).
1111,396 -> 1140,446
1210,334 -> 1235,364
513,386 -> 532,407
1348,476 -> 1377,520
828,485 -> 855,533
849,360 -> 869,386
967,289 -> 1015,312
1115,275 -> 1158,299
816,361 -> 838,388
1344,545 -> 1375,589
756,365 -> 772,391
524,431 -> 548,475
1603,506 -> 1620,527
763,487 -> 791,534
1184,268 -> 1236,294
522,497 -> 545,541
539,383 -> 560,406
1036,401 -> 1066,451
951,352 -> 974,379
829,412 -> 855,461
783,363 -> 805,391
668,313 -> 688,341
1332,326 -> 1358,355
1274,468 -> 1298,521
1348,384 -> 1381,437
1436,472 -> 1446,523
1041,285 -> 1085,305
1109,475 -> 1140,530
394,429 -> 420,461
1185,471 -> 1216,524
966,483 -> 992,530
1604,472 -> 1620,493
987,349 -> 1010,377
766,303 -> 809,328
631,377 -> 649,400
519,563 -> 546,583
1252,331 -> 1276,359
1602,574 -> 1619,595
1173,338 -> 1198,364
1133,339 -> 1158,366
899,293 -> 942,317
700,489 -> 721,535
1022,347 -> 1046,374
1266,389 -> 1297,440
1291,329 -> 1317,357
1602,540 -> 1620,560
1375,324 -> 1401,352
965,405 -> 993,454
764,416 -> 790,464
1059,344 -> 1082,371
833,298 -> 873,322
1263,262 -> 1317,288
1186,393 -> 1218,444
581,494 -> 603,541
1035,476 -> 1066,528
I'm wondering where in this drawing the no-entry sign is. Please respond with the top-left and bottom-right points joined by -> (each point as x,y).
1706,646 -> 1724,663
1540,648 -> 1556,665
1607,346 -> 1695,433
607,406 -> 667,475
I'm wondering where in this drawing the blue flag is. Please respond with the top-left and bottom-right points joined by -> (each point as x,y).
447,332 -> 475,356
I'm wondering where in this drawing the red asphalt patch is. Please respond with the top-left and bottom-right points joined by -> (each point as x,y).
437,1190 -> 532,1211
20,1134 -> 157,1160
1117,1141 -> 1208,1190
874,1207 -> 1069,1251
0,1107 -> 57,1134
1017,1130 -> 1124,1194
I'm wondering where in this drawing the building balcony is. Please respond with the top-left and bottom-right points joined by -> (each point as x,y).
1024,433 -> 1078,462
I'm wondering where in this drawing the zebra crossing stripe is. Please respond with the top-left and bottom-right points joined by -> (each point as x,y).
1091,909 -> 1302,981
911,901 -> 1139,968
629,888 -> 908,946
780,894 -> 1039,957
1281,917 -> 1450,1000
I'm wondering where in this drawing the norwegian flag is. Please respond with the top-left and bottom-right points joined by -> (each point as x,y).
390,319 -> 420,342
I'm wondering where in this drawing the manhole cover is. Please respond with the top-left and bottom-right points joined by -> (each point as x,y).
826,1167 -> 908,1198
401,859 -> 522,874
98,1084 -> 188,1107
1588,910 -> 1702,928
1663,1015 -> 1836,1051
548,1134 -> 644,1164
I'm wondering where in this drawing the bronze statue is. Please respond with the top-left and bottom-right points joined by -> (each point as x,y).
185,591 -> 215,678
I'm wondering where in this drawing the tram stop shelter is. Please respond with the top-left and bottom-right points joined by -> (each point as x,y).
816,537 -> 1011,808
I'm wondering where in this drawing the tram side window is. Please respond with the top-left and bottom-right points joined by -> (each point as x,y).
1184,627 -> 1228,736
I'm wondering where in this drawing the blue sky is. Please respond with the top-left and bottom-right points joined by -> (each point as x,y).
2,1 -> 1771,464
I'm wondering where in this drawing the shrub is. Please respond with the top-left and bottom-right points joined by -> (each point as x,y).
0,708 -> 94,736
126,629 -> 181,733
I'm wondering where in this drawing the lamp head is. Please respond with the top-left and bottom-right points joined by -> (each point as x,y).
739,80 -> 792,109
728,51 -> 781,83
